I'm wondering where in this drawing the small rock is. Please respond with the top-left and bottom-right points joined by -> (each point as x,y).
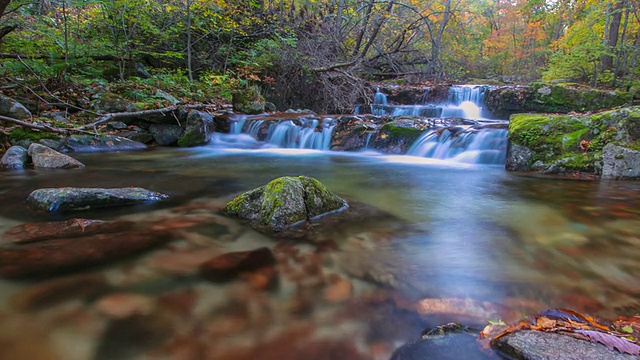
200,247 -> 277,282
26,187 -> 168,212
96,293 -> 156,319
106,121 -> 128,130
28,143 -> 85,169
0,145 -> 28,169
149,124 -> 184,146
492,330 -> 638,360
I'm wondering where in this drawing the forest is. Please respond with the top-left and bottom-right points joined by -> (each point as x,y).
0,0 -> 639,113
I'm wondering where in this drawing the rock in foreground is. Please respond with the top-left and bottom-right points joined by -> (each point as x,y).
492,331 -> 637,360
224,176 -> 347,233
27,187 -> 168,212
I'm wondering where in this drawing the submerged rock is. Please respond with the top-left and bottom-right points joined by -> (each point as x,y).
199,247 -> 277,283
3,218 -> 135,244
0,230 -> 174,278
224,176 -> 347,233
28,143 -> 85,169
492,330 -> 637,360
26,187 -> 168,212
0,145 -> 28,169
11,273 -> 110,311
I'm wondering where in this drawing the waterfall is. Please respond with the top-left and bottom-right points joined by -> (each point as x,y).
365,84 -> 491,120
229,115 -> 248,134
407,126 -> 507,165
232,117 -> 336,150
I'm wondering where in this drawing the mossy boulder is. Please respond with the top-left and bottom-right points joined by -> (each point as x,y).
506,106 -> 640,177
232,87 -> 265,115
177,110 -> 215,147
485,83 -> 632,118
225,176 -> 347,234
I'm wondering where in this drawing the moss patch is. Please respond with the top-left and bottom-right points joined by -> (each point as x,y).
507,107 -> 640,173
7,128 -> 60,142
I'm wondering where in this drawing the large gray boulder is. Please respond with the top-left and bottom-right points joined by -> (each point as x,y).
1,145 -> 28,169
225,176 -> 347,233
39,135 -> 147,153
492,331 -> 637,360
27,187 -> 168,212
602,143 -> 640,179
149,124 -> 184,146
27,143 -> 85,169
177,110 -> 215,147
0,94 -> 31,119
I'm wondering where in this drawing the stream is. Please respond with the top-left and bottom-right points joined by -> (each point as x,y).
1,146 -> 640,359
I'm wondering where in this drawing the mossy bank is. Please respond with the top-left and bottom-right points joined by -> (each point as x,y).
506,106 -> 640,179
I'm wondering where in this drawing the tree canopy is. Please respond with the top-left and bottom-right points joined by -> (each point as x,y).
0,0 -> 638,112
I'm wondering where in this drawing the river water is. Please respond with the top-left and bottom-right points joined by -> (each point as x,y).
0,145 -> 639,359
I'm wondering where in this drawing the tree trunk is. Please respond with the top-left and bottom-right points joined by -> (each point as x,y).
186,0 -> 193,82
602,0 -> 623,71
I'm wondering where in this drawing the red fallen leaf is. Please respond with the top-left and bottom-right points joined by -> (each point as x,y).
574,329 -> 640,355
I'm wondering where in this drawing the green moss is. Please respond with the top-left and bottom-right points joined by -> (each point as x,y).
177,130 -> 205,147
7,128 -> 60,141
380,123 -> 422,141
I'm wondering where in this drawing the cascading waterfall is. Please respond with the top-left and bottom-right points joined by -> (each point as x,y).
407,126 -> 508,165
226,116 -> 337,150
366,85 -> 490,120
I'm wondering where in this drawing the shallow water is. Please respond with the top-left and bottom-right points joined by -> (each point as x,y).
1,146 -> 639,359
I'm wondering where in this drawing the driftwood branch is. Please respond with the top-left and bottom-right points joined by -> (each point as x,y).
0,115 -> 72,135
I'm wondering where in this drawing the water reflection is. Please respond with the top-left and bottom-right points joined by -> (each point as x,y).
0,148 -> 639,359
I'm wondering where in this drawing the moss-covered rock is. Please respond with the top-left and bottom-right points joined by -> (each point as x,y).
506,106 -> 640,176
486,83 -> 632,118
225,176 -> 347,234
232,86 -> 265,115
177,110 -> 215,147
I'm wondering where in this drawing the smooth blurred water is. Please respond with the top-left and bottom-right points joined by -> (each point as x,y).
1,147 -> 639,359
